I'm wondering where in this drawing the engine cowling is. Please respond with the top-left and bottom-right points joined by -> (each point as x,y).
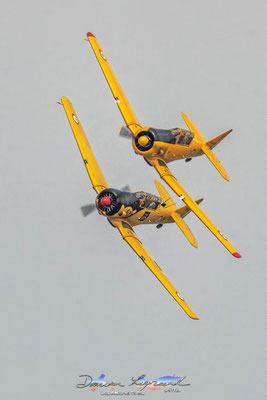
96,189 -> 122,216
134,130 -> 155,152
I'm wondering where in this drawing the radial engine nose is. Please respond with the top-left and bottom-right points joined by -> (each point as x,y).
100,196 -> 111,206
138,135 -> 150,147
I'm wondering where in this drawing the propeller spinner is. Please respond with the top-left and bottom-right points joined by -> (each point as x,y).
96,189 -> 121,216
100,196 -> 111,206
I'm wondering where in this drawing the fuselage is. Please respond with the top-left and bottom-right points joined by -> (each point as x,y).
132,126 -> 204,163
95,188 -> 175,227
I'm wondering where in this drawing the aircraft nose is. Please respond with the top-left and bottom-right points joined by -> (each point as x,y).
138,135 -> 150,146
100,196 -> 111,206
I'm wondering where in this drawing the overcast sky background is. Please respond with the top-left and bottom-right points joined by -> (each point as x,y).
1,1 -> 266,399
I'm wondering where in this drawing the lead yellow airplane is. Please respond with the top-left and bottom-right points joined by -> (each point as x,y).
61,96 -> 202,319
86,32 -> 241,259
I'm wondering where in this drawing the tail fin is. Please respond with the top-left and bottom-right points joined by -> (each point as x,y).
154,180 -> 198,247
181,112 -> 230,181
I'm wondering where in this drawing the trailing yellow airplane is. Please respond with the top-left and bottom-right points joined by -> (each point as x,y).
61,96 -> 201,319
86,32 -> 241,259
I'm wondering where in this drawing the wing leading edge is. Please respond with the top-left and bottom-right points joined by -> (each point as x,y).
87,32 -> 141,135
110,219 -> 199,320
61,96 -> 108,194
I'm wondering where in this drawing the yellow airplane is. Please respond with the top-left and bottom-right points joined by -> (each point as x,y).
86,32 -> 241,259
61,96 -> 201,319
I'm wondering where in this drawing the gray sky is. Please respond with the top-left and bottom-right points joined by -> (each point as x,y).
1,0 -> 266,399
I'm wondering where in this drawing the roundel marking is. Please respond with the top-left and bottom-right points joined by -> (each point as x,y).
219,230 -> 228,240
72,114 -> 79,124
99,49 -> 107,61
176,291 -> 184,301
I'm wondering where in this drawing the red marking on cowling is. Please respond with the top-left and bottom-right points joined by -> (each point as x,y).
100,197 -> 111,206
87,32 -> 95,37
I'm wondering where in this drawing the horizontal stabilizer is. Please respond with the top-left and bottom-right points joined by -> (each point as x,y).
172,210 -> 198,248
181,112 -> 204,142
117,125 -> 133,139
154,180 -> 175,207
202,144 -> 229,181
181,112 -> 230,181
80,204 -> 95,216
206,129 -> 232,150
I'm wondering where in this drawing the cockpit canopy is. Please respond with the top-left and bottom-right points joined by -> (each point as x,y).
171,128 -> 194,146
149,127 -> 194,146
135,191 -> 161,210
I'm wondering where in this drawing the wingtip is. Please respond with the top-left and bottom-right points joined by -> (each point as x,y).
61,96 -> 71,106
232,252 -> 242,258
221,170 -> 230,181
87,32 -> 95,38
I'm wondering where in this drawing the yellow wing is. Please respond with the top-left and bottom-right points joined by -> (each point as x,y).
61,96 -> 108,194
86,32 -> 141,135
110,219 -> 199,320
149,159 -> 241,258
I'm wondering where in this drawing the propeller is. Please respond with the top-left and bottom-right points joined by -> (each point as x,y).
80,204 -> 96,217
120,184 -> 131,192
117,125 -> 133,139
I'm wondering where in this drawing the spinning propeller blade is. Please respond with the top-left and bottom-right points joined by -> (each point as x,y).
120,184 -> 131,192
80,204 -> 96,217
117,125 -> 133,139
